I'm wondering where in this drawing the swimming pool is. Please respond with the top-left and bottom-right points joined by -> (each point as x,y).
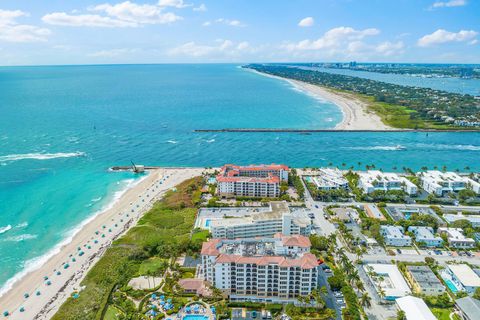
444,279 -> 459,293
183,315 -> 208,320
205,219 -> 211,227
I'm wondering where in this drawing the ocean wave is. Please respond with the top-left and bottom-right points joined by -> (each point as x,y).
0,152 -> 86,162
166,140 -> 178,144
0,225 -> 12,234
2,234 -> 37,242
0,174 -> 149,298
91,196 -> 102,202
205,139 -> 215,143
15,222 -> 28,229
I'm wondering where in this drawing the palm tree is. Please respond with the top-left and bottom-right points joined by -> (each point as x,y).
360,292 -> 372,308
356,279 -> 365,292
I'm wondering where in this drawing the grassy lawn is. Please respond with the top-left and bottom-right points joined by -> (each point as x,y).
52,176 -> 203,320
103,306 -> 123,320
191,229 -> 210,242
431,307 -> 459,320
138,257 -> 168,276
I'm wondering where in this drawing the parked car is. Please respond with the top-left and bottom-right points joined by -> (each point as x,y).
315,205 -> 319,208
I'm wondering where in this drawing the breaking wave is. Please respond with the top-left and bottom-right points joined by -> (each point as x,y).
0,152 -> 85,162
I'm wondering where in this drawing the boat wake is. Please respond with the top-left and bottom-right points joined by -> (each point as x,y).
0,152 -> 86,162
166,140 -> 178,144
345,145 -> 406,151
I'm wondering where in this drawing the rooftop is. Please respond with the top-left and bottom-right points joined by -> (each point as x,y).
447,264 -> 480,287
366,264 -> 411,298
396,296 -> 436,320
456,297 -> 480,319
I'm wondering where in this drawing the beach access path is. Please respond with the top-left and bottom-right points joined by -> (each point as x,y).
0,167 -> 203,320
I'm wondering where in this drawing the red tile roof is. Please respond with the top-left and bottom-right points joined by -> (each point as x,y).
201,239 -> 221,255
214,253 -> 318,269
274,233 -> 311,248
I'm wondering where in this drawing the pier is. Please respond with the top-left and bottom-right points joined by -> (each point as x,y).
194,128 -> 480,133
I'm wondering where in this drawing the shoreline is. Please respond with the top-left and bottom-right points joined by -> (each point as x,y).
247,68 -> 395,131
0,168 -> 202,320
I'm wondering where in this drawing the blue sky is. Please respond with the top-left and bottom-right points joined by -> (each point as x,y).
0,0 -> 479,65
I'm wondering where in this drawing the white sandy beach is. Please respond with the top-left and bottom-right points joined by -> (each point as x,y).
0,168 -> 203,320
289,80 -> 394,130
248,68 -> 393,130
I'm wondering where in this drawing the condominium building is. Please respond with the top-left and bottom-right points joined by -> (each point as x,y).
217,164 -> 289,198
200,234 -> 319,303
380,225 -> 412,247
210,201 -> 312,239
438,228 -> 476,249
358,170 -> 417,195
305,168 -> 349,190
407,226 -> 443,247
405,265 -> 445,296
418,170 -> 480,196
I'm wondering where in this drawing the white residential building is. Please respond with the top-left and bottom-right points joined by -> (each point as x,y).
217,164 -> 289,198
407,226 -> 443,247
418,170 -> 480,196
444,213 -> 480,228
396,296 -> 436,320
446,264 -> 480,294
438,228 -> 476,249
380,226 -> 412,247
210,202 -> 312,239
364,264 -> 411,300
200,234 -> 319,303
306,168 -> 349,190
358,170 -> 417,195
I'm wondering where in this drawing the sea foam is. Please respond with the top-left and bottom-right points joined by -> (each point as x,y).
0,225 -> 12,235
0,174 -> 148,298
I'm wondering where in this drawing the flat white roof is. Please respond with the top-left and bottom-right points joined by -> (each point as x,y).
396,296 -> 436,320
448,264 -> 480,287
366,264 -> 411,298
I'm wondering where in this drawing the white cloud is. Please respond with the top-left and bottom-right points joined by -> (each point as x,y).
169,40 -> 254,58
298,17 -> 314,27
42,12 -> 137,27
375,41 -> 404,56
88,48 -> 138,57
193,4 -> 207,12
0,9 -> 51,42
43,1 -> 184,28
417,29 -> 478,47
203,18 -> 246,27
431,0 -> 466,8
158,0 -> 191,8
284,26 -> 380,51
92,1 -> 182,24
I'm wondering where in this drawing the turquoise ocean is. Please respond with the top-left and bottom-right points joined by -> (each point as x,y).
0,64 -> 479,293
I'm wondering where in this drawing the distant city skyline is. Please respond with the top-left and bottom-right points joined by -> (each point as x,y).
0,0 -> 479,65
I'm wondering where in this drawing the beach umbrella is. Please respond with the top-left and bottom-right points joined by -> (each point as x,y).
151,293 -> 157,299
167,298 -> 172,303
19,307 -> 25,312
94,240 -> 98,244
72,258 -> 77,262
36,291 -> 41,296
115,224 -> 118,227
64,263 -> 69,269
77,247 -> 81,251
95,231 -> 99,235
108,229 -> 112,232
24,293 -> 29,299
73,293 -> 79,299
160,301 -> 165,306
3,311 -> 9,316
87,245 -> 91,249
160,295 -> 165,300
44,276 -> 49,280
102,225 -> 106,229
56,271 -> 61,275
46,280 -> 52,286
102,234 -> 105,238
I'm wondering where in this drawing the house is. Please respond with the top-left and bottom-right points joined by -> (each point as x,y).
444,214 -> 480,228
178,279 -> 212,297
395,296 -> 436,320
380,226 -> 412,247
364,264 -> 411,300
446,264 -> 480,294
407,226 -> 443,247
455,296 -> 480,320
438,228 -> 476,249
405,265 -> 445,296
